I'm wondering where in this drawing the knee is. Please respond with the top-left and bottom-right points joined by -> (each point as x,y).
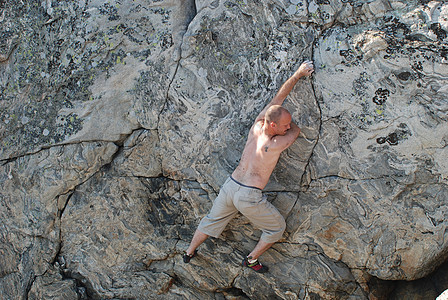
278,216 -> 286,235
273,216 -> 286,240
261,216 -> 286,243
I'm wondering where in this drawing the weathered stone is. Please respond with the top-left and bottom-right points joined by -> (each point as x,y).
308,0 -> 448,281
1,0 -> 447,299
28,266 -> 78,300
369,259 -> 448,300
112,129 -> 163,177
0,142 -> 117,299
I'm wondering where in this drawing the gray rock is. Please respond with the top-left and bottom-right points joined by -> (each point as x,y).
28,266 -> 78,300
309,0 -> 448,281
1,0 -> 447,299
0,142 -> 117,299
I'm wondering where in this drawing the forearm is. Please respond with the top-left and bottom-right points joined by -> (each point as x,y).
256,74 -> 303,122
255,61 -> 313,122
271,73 -> 302,105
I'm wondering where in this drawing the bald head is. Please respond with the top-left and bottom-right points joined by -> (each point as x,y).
265,105 -> 290,124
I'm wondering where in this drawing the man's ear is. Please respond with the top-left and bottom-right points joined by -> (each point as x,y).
270,121 -> 276,128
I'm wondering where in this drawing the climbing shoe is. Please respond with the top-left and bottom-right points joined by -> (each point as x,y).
242,256 -> 269,273
183,250 -> 198,263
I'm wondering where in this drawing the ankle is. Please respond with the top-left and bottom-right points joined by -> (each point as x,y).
242,255 -> 269,273
247,256 -> 258,264
183,249 -> 198,263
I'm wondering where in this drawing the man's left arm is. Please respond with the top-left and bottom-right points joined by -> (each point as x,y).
272,122 -> 301,151
255,60 -> 314,123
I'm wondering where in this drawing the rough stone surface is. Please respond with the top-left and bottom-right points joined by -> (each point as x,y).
1,0 -> 447,299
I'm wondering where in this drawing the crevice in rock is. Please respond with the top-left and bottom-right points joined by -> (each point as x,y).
0,41 -> 18,65
157,59 -> 180,129
50,192 -> 73,270
24,274 -> 37,300
314,173 -> 399,182
292,25 -> 325,212
43,137 -> 129,290
0,150 -> 40,166
57,192 -> 73,219
368,257 -> 448,299
0,136 -> 126,166
171,0 -> 197,62
60,270 -> 100,300
155,0 -> 197,129
216,286 -> 250,299
2,134 -> 129,300
299,27 -> 324,191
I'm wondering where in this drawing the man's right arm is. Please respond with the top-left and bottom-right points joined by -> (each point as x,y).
255,60 -> 314,122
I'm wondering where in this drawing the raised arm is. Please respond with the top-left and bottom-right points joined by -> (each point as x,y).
256,60 -> 314,122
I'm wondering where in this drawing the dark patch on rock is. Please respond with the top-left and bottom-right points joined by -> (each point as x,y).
143,178 -> 182,235
412,60 -> 423,72
430,23 -> 447,41
98,2 -> 120,21
397,71 -> 412,81
376,137 -> 387,144
340,49 -> 363,66
376,124 -> 412,146
353,72 -> 370,97
372,88 -> 390,105
151,7 -> 171,24
386,132 -> 399,145
381,16 -> 411,37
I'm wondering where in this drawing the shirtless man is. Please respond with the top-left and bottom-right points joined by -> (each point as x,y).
183,60 -> 314,272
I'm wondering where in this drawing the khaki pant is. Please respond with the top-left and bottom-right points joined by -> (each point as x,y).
197,177 -> 286,243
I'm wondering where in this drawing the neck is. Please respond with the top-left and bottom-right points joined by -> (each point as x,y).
262,120 -> 276,138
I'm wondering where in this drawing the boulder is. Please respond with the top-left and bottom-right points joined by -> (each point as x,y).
0,0 -> 447,299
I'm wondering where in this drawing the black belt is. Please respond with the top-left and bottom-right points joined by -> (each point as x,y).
230,176 -> 262,190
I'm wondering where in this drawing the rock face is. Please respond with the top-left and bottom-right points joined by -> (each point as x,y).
1,0 -> 447,299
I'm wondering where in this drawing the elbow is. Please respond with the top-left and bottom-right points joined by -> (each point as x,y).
292,126 -> 300,139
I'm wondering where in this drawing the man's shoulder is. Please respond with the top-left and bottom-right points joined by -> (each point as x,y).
250,119 -> 264,132
255,118 -> 265,125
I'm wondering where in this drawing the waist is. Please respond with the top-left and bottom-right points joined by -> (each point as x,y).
230,176 -> 262,190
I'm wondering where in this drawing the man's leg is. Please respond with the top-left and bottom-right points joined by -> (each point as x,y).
236,190 -> 285,272
242,239 -> 273,273
247,239 -> 274,260
186,229 -> 209,256
184,178 -> 237,263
